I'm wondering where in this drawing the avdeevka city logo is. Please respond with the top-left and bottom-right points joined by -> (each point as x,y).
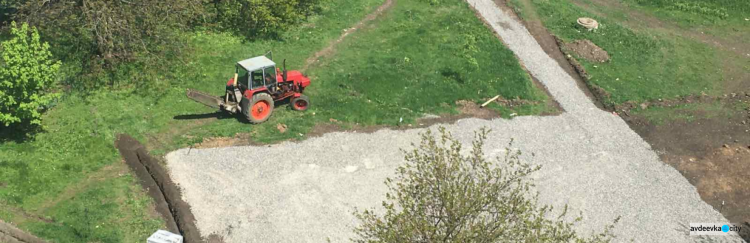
689,223 -> 742,236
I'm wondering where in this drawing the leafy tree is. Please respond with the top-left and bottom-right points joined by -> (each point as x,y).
212,0 -> 321,38
10,0 -> 205,90
0,22 -> 61,126
0,0 -> 20,25
14,0 -> 204,64
354,127 -> 617,243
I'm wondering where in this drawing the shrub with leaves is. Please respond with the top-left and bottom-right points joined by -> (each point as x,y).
353,127 -> 617,242
213,0 -> 321,38
0,22 -> 61,126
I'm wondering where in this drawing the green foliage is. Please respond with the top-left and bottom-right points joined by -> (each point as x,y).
354,127 -> 617,242
0,0 -> 20,24
212,0 -> 323,38
13,0 -> 204,90
0,22 -> 61,126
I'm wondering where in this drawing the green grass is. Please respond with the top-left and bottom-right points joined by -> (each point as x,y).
0,0 -> 549,241
513,0 -> 723,106
622,0 -> 750,27
306,0 -> 548,123
0,0 -> 384,241
631,101 -> 732,125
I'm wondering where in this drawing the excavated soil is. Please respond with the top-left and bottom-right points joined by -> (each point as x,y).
115,134 -> 205,243
563,39 -> 610,63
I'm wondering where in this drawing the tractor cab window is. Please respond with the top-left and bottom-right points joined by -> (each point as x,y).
250,70 -> 264,89
263,66 -> 277,87
237,67 -> 249,89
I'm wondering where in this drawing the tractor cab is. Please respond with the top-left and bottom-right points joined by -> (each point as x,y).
234,55 -> 279,92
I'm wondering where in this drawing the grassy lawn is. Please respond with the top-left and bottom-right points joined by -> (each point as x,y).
0,0 -> 549,241
180,0 -> 553,145
509,0 -> 749,107
630,101 -> 733,125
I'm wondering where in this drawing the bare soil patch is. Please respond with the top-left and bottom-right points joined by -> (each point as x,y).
116,134 -> 206,243
628,112 -> 750,231
193,133 -> 255,149
456,100 -> 500,119
563,39 -> 610,63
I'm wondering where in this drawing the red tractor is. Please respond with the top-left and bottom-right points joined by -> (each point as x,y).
187,55 -> 311,124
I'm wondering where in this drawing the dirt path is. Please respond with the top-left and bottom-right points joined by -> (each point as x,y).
165,0 -> 742,242
301,0 -> 395,72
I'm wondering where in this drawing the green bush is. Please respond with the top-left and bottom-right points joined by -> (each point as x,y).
354,127 -> 617,242
12,0 -> 204,90
213,0 -> 322,38
0,22 -> 61,126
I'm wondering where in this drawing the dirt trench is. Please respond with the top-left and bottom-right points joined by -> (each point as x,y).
115,134 -> 205,243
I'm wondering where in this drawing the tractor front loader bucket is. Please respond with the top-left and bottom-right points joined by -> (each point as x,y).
186,89 -> 223,109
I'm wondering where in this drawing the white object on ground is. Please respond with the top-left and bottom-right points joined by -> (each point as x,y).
577,17 -> 599,30
147,230 -> 183,243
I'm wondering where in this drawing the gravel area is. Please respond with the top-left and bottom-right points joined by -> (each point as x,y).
165,0 -> 743,242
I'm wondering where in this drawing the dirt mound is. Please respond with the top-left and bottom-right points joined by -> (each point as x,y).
456,100 -> 499,119
0,220 -> 47,243
115,134 -> 207,243
564,39 -> 609,63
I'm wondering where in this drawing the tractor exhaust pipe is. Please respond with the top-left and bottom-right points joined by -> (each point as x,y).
283,59 -> 288,82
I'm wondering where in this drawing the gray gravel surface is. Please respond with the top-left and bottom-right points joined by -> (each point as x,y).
166,0 -> 743,242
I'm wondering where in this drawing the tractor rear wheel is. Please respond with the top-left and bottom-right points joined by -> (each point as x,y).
242,93 -> 274,124
290,95 -> 310,111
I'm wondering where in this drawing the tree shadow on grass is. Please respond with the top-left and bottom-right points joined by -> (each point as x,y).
0,123 -> 41,144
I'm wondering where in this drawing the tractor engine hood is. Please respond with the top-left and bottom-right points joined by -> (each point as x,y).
287,70 -> 311,88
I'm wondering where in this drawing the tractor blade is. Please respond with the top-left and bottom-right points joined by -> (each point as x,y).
186,89 -> 222,109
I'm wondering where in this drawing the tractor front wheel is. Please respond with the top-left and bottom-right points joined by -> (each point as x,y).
242,93 -> 274,124
290,95 -> 310,111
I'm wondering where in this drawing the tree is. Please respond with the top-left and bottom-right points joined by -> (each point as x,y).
353,127 -> 617,243
10,0 -> 205,89
0,22 -> 61,126
213,0 -> 321,38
